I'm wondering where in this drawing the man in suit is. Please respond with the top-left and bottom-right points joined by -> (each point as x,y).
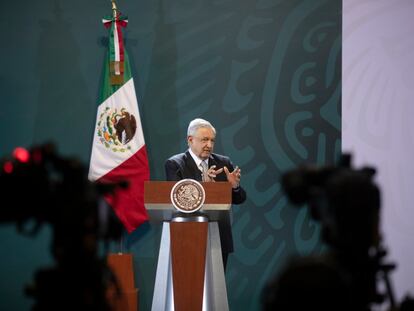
165,118 -> 246,269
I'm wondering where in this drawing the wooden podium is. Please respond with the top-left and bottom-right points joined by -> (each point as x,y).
106,253 -> 138,311
144,181 -> 232,311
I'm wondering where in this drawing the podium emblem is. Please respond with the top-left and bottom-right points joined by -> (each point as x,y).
170,179 -> 206,213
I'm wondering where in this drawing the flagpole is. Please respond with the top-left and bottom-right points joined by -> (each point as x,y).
111,0 -> 123,254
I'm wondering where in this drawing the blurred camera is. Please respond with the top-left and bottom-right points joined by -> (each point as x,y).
0,143 -> 124,310
262,154 -> 405,311
281,154 -> 380,254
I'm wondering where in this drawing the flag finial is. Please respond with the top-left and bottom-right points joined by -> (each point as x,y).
111,0 -> 118,19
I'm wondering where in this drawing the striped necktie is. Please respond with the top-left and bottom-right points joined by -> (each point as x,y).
200,161 -> 208,182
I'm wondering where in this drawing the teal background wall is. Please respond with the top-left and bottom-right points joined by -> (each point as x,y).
0,0 -> 341,310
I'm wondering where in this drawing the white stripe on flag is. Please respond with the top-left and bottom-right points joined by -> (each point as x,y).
113,21 -> 120,74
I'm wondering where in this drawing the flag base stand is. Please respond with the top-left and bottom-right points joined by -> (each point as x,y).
106,253 -> 139,311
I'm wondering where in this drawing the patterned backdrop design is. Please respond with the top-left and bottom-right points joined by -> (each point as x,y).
0,1 -> 341,310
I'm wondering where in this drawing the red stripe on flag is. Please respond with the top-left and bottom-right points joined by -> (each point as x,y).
98,146 -> 150,233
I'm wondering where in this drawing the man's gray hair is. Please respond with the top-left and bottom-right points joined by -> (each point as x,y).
187,118 -> 216,136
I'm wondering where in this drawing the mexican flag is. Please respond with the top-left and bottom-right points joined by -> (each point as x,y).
88,11 -> 149,233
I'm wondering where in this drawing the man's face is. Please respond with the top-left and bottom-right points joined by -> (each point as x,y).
188,127 -> 215,160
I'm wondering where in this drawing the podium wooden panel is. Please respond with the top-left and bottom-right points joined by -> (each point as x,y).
145,181 -> 231,311
144,181 -> 231,204
106,253 -> 138,311
170,222 -> 208,311
144,181 -> 232,223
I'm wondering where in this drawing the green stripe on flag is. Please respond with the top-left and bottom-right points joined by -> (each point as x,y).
99,51 -> 132,103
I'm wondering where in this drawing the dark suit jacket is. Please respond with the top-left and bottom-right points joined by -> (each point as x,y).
165,150 -> 246,254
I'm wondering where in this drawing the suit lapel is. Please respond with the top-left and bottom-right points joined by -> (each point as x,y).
208,155 -> 226,181
184,150 -> 203,181
208,155 -> 217,169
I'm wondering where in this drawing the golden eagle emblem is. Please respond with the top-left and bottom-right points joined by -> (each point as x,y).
96,107 -> 136,152
170,179 -> 205,213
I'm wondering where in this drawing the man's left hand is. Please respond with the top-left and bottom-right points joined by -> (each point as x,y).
224,166 -> 241,189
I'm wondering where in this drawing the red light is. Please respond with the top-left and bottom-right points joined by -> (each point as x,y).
13,147 -> 30,163
3,161 -> 13,174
